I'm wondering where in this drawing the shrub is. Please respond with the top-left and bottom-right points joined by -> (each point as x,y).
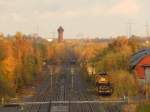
111,70 -> 138,97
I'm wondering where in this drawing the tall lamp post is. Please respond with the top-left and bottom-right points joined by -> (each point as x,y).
71,67 -> 75,90
50,67 -> 53,90
50,62 -> 55,91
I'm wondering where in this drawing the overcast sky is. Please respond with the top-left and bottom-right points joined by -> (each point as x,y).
0,0 -> 150,38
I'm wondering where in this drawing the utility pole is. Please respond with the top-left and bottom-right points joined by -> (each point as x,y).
145,21 -> 150,37
37,25 -> 39,35
127,21 -> 134,38
50,68 -> 53,90
71,67 -> 75,90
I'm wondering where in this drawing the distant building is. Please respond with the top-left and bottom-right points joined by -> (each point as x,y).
130,49 -> 150,85
57,26 -> 64,42
46,38 -> 53,42
31,33 -> 40,38
0,32 -> 4,37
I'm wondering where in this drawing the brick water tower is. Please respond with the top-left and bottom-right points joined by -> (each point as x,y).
57,26 -> 64,42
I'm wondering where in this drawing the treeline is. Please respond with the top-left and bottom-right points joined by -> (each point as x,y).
73,35 -> 150,97
0,33 -> 149,98
0,32 -> 50,97
0,32 -> 70,98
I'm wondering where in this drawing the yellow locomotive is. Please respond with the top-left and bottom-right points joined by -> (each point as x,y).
95,72 -> 113,95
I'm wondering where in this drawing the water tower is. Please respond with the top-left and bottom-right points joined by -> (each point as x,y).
57,26 -> 64,42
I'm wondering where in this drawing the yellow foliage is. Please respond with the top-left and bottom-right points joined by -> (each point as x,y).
2,56 -> 17,82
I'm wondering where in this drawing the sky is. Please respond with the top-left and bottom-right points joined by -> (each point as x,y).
0,0 -> 150,38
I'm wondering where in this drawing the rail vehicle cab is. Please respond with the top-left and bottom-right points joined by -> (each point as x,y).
96,72 -> 109,85
95,72 -> 113,95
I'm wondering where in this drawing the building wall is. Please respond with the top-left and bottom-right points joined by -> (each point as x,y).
135,55 -> 150,79
58,32 -> 64,42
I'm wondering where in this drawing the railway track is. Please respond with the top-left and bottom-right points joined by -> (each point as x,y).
76,74 -> 98,112
66,66 -> 100,112
1,64 -> 124,112
47,65 -> 70,112
26,65 -> 60,112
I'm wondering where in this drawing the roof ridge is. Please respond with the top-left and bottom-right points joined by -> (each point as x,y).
130,48 -> 150,69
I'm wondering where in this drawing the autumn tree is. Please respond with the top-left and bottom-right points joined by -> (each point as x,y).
94,36 -> 132,72
128,35 -> 141,52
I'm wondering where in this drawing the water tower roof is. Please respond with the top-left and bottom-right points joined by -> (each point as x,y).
58,26 -> 64,32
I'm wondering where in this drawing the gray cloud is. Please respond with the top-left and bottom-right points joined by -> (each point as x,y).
0,0 -> 149,38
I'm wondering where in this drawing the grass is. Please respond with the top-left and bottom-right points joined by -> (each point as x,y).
136,103 -> 150,112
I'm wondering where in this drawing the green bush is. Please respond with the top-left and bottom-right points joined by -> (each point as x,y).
0,72 -> 15,97
111,70 -> 138,97
136,103 -> 150,112
22,55 -> 37,86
